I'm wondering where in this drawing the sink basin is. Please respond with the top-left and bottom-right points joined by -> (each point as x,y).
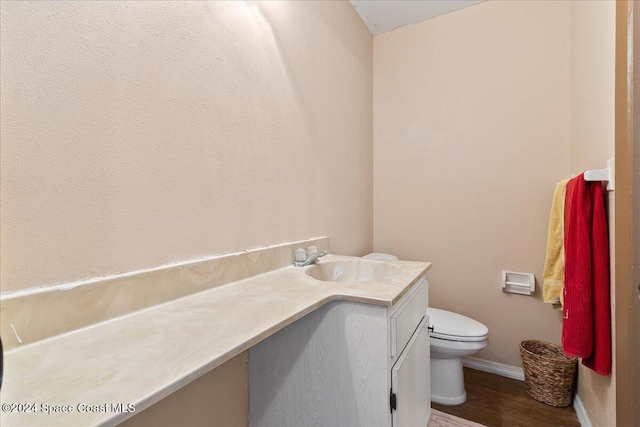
306,260 -> 399,283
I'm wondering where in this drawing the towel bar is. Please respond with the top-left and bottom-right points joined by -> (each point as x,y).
584,158 -> 614,191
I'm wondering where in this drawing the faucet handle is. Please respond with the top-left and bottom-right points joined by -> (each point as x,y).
307,246 -> 318,255
295,248 -> 308,263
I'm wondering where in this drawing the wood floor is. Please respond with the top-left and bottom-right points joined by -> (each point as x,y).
432,368 -> 580,427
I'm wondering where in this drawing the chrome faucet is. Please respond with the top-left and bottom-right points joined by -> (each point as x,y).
294,247 -> 327,267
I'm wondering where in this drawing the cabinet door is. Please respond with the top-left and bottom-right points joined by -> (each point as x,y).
391,315 -> 431,427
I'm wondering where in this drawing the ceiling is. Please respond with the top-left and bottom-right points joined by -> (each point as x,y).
349,0 -> 486,35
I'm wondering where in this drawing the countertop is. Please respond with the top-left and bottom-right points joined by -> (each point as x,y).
0,255 -> 430,427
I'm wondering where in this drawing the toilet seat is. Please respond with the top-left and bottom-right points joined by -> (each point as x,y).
427,308 -> 489,342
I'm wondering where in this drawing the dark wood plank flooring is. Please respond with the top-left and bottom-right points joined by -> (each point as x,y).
432,368 -> 580,427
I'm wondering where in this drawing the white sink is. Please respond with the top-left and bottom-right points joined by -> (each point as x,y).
306,259 -> 399,283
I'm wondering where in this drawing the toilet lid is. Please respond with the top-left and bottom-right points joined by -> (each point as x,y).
427,308 -> 489,342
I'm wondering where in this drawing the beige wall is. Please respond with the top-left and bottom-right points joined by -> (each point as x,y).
570,1 -> 616,176
569,2 -> 616,426
120,352 -> 248,427
373,0 -> 570,366
0,1 -> 372,426
0,0 -> 373,294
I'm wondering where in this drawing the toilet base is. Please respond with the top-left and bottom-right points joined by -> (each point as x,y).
430,358 -> 467,406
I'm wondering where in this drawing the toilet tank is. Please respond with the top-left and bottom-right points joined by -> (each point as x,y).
363,253 -> 398,261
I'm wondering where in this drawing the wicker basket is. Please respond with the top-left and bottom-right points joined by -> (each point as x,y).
520,340 -> 577,407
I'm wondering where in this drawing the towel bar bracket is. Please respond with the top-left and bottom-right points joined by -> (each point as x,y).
584,158 -> 615,191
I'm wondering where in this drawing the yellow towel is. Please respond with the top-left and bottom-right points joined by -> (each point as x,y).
543,179 -> 569,309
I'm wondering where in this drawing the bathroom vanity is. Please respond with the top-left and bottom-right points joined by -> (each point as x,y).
0,239 -> 431,427
250,273 -> 430,427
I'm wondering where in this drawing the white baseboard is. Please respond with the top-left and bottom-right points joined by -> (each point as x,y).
462,356 -> 525,381
573,394 -> 592,427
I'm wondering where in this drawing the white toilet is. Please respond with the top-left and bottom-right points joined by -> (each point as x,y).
427,307 -> 489,405
363,253 -> 489,406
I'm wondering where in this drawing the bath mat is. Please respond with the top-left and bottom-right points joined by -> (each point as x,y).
428,409 -> 487,427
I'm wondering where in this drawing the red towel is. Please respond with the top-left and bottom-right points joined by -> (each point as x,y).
562,174 -> 593,358
562,175 -> 611,375
582,182 -> 611,375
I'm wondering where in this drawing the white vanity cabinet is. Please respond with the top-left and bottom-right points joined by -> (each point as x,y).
249,277 -> 430,427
